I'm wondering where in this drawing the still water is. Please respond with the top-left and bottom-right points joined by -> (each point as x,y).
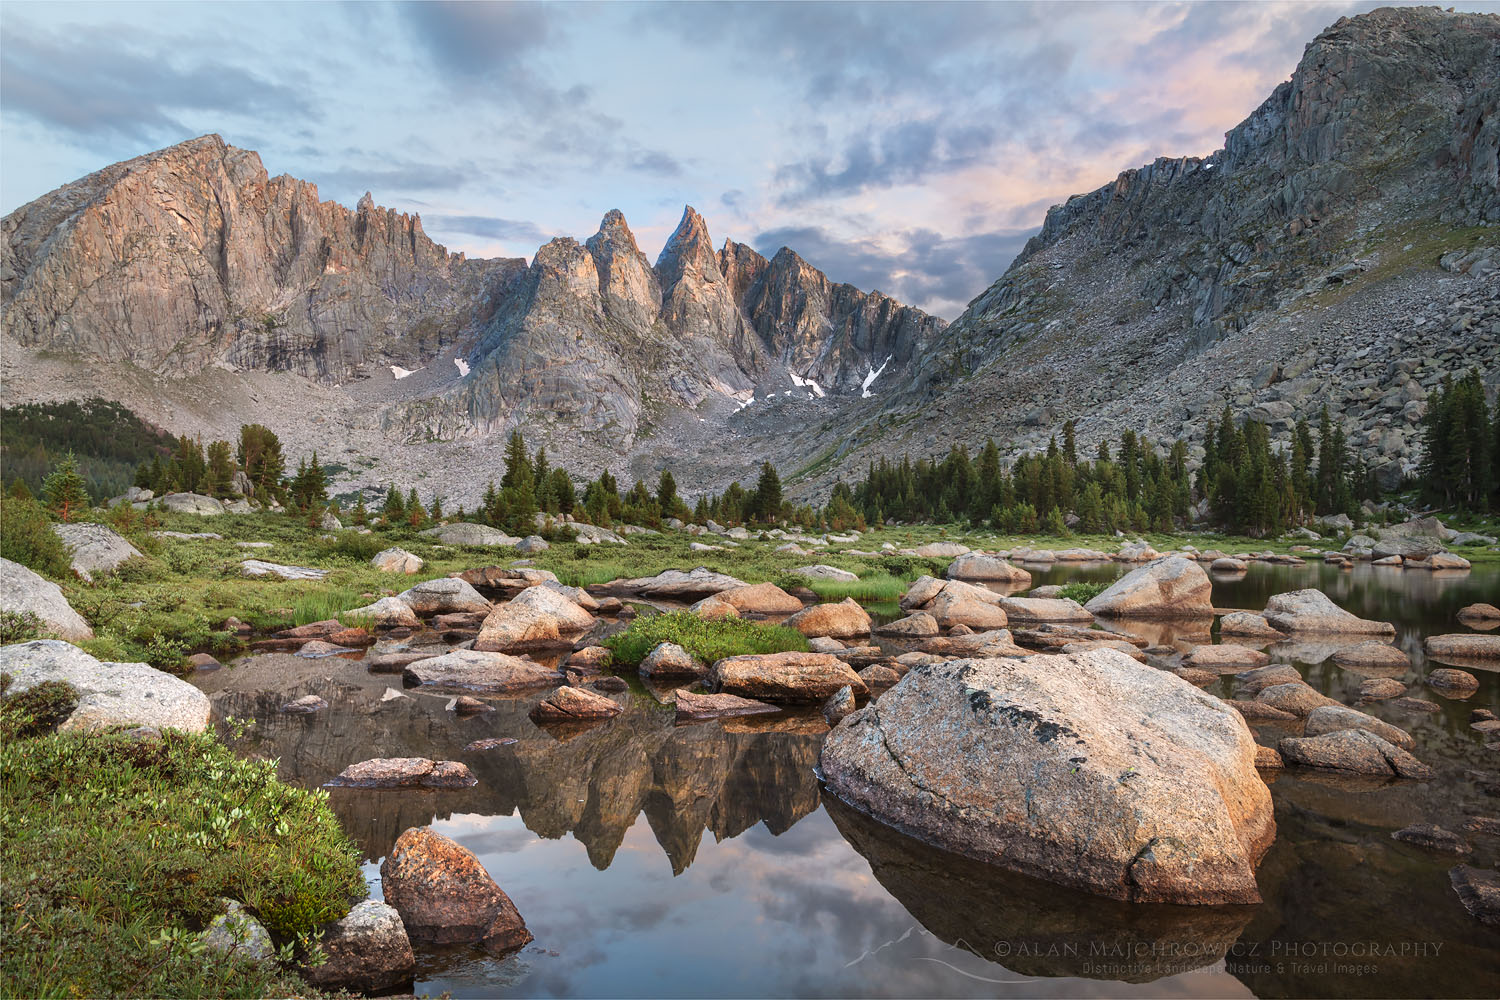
195,561 -> 1499,998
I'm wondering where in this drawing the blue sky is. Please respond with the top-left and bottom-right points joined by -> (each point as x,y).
3,1 -> 1496,318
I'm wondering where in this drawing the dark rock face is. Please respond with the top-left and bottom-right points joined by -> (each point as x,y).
1,135 -> 522,381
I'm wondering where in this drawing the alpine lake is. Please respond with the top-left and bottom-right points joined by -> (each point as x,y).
192,559 -> 1500,999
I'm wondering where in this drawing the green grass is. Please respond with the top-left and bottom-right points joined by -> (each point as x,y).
1057,581 -> 1108,604
0,727 -> 365,997
603,611 -> 810,668
800,573 -> 909,602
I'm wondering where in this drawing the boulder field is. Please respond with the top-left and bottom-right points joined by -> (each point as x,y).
820,650 -> 1274,904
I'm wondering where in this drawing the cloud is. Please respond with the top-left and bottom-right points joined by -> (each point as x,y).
0,23 -> 317,146
313,161 -> 474,198
753,223 -> 1037,319
425,214 -> 553,245
773,119 -> 998,205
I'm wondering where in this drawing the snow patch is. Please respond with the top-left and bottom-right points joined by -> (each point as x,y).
789,371 -> 826,397
453,358 -> 470,377
861,356 -> 891,398
391,365 -> 422,380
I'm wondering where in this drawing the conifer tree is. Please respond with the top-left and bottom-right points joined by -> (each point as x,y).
42,453 -> 90,522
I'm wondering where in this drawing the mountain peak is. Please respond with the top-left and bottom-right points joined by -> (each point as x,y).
655,204 -> 722,284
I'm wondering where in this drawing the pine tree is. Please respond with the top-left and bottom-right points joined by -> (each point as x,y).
406,488 -> 426,526
352,495 -> 369,526
42,453 -> 90,522
501,431 -> 533,491
752,462 -> 783,523
383,485 -> 405,523
205,440 -> 236,498
657,469 -> 679,516
237,424 -> 286,501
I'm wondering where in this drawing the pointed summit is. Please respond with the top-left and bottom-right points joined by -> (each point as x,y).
587,209 -> 659,326
654,205 -> 721,285
588,208 -> 642,255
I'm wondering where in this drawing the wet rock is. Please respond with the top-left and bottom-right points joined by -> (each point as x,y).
1277,730 -> 1432,779
1390,824 -> 1472,855
1359,677 -> 1407,700
1425,634 -> 1500,661
1228,700 -> 1298,722
280,694 -> 328,714
822,685 -> 856,725
944,553 -> 1031,584
784,598 -> 872,639
1457,603 -> 1500,624
327,758 -> 477,788
997,596 -> 1093,623
1331,641 -> 1410,671
240,559 -> 328,580
380,827 -> 532,949
368,650 -> 442,673
874,612 -> 940,638
1084,557 -> 1212,619
188,653 -> 222,671
201,899 -> 272,962
449,696 -> 493,715
1391,696 -> 1442,713
1449,866 -> 1500,927
1304,704 -> 1414,749
590,676 -> 628,693
1254,746 -> 1284,769
371,547 -> 424,573
403,649 -> 563,692
1218,612 -> 1286,640
1425,667 -> 1481,696
672,689 -> 780,723
397,577 -> 492,615
1262,589 -> 1394,635
1255,682 -> 1338,716
711,582 -> 804,615
52,522 -> 142,581
820,651 -> 1275,904
463,737 -> 518,752
300,900 -> 415,993
639,642 -> 705,679
1235,664 -> 1304,695
1185,644 -> 1269,672
530,685 -> 623,722
0,639 -> 209,732
711,650 -> 868,703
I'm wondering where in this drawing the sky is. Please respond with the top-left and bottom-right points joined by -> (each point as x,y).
3,1 -> 1497,319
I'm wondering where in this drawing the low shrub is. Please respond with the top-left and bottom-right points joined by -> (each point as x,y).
1058,581 -> 1108,604
0,493 -> 71,577
0,678 -> 78,740
0,729 -> 365,997
603,611 -> 809,667
0,609 -> 47,644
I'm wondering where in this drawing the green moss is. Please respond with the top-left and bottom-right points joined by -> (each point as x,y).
0,728 -> 364,997
604,611 -> 809,668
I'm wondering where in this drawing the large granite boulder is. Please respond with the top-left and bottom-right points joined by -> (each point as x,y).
158,492 -> 225,515
711,582 -> 804,615
874,612 -> 940,638
997,596 -> 1092,623
402,649 -> 563,692
473,586 -> 592,652
52,523 -> 142,581
300,900 -> 415,993
1084,557 -> 1212,619
899,575 -> 948,610
784,598 -> 872,638
944,553 -> 1031,584
0,557 -> 93,640
380,827 -> 532,950
925,589 -> 1009,630
419,523 -> 520,547
612,567 -> 747,599
397,577 -> 492,615
1262,589 -> 1395,635
371,547 -> 424,573
0,640 -> 209,732
344,596 -> 422,628
710,650 -> 868,703
820,651 -> 1274,904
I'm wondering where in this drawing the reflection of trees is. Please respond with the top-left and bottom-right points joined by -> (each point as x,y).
822,793 -> 1252,983
212,681 -> 823,871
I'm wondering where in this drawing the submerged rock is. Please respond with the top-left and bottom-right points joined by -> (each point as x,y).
820,651 -> 1274,904
403,649 -> 563,692
1391,824 -> 1472,855
1261,589 -> 1394,635
710,650 -> 867,703
1449,866 -> 1500,927
380,826 -> 532,950
673,688 -> 780,723
1425,634 -> 1500,661
1426,667 -> 1480,695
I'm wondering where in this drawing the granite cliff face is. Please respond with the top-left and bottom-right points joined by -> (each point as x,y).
789,6 -> 1499,498
0,135 -> 523,382
386,205 -> 944,444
